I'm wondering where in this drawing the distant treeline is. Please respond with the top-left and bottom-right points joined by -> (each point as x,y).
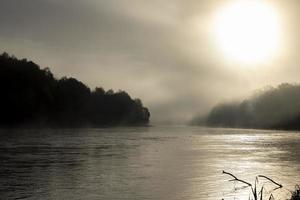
0,52 -> 150,127
193,83 -> 300,130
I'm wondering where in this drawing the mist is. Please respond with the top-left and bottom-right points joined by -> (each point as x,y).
193,83 -> 300,130
2,0 -> 300,123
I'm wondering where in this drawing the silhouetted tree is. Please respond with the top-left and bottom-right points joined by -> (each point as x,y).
0,52 -> 150,127
195,83 -> 300,130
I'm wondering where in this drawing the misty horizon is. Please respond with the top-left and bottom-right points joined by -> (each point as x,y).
3,0 -> 300,123
4,51 -> 298,126
3,1 -> 300,200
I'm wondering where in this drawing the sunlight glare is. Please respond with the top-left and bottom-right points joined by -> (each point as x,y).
213,0 -> 281,65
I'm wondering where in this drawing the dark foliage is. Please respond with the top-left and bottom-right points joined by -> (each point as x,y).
0,52 -> 150,127
194,83 -> 300,130
291,185 -> 300,200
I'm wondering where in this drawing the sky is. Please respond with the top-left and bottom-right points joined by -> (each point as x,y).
1,0 -> 300,123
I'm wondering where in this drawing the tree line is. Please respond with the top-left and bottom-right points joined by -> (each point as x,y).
0,52 -> 150,127
193,83 -> 300,130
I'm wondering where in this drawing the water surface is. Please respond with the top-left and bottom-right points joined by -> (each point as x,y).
1,126 -> 300,200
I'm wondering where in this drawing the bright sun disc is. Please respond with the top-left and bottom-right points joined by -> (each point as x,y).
213,0 -> 281,65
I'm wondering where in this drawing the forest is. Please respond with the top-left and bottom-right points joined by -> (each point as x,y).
0,52 -> 150,127
193,83 -> 300,130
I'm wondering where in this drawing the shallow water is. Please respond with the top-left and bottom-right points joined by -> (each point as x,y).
1,126 -> 300,200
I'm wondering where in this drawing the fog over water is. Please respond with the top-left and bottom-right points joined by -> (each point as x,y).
1,126 -> 300,200
2,1 -> 300,200
2,0 -> 300,122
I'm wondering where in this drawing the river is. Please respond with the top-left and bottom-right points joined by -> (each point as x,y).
1,126 -> 300,200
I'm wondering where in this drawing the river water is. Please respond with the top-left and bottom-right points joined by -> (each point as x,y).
1,126 -> 300,200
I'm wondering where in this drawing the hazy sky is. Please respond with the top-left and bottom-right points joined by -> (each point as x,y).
1,0 -> 300,123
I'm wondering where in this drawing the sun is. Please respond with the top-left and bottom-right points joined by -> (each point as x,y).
213,0 -> 281,65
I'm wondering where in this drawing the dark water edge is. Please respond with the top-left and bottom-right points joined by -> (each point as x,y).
0,123 -> 153,129
1,126 -> 300,200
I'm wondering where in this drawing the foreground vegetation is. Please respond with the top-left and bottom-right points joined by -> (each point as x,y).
223,171 -> 300,200
291,186 -> 300,200
193,83 -> 300,130
0,52 -> 150,127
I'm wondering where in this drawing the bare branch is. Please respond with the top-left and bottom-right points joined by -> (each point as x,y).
222,170 -> 252,187
258,175 -> 282,188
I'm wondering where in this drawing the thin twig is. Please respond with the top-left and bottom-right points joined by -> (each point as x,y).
258,175 -> 282,188
223,170 -> 252,187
